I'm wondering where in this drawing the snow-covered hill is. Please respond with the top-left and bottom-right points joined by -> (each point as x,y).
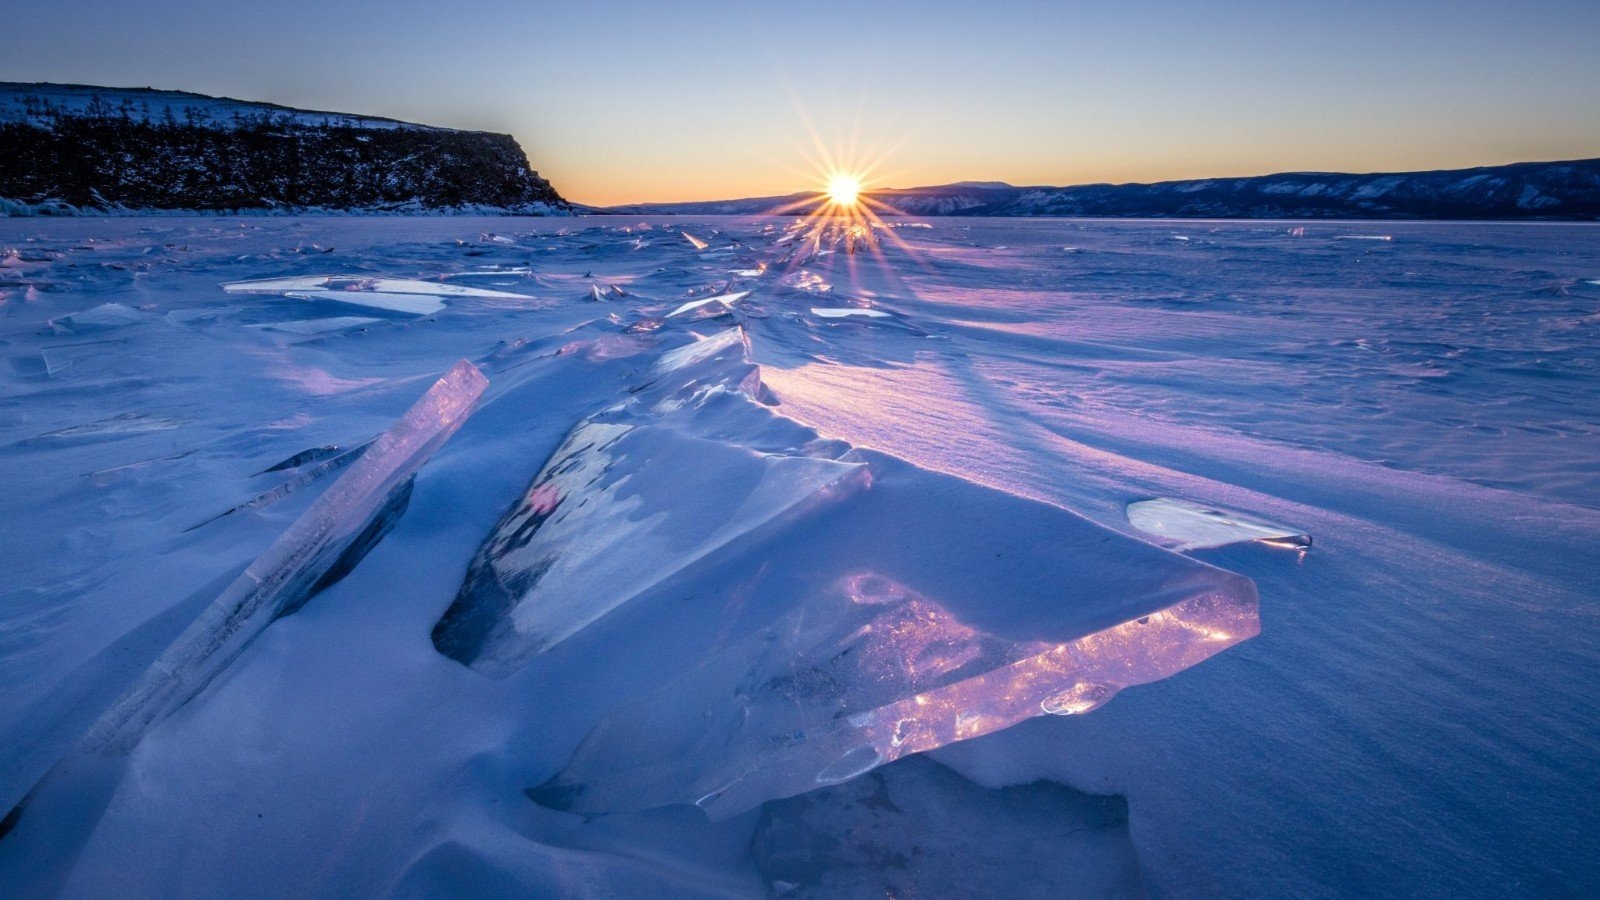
0,83 -> 568,215
614,158 -> 1600,220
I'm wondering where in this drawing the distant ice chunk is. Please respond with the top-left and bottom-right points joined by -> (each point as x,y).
258,444 -> 350,474
667,290 -> 750,318
681,231 -> 709,251
82,360 -> 487,752
1126,498 -> 1311,551
811,307 -> 890,319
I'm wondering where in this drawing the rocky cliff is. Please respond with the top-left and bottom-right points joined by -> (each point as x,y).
0,84 -> 567,215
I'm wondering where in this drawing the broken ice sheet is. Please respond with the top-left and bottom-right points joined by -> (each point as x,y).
80,360 -> 487,753
1126,498 -> 1311,552
526,450 -> 1259,821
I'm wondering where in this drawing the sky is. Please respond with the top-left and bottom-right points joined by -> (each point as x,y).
4,1 -> 1599,206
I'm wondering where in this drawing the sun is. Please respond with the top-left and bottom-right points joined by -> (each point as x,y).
825,173 -> 862,208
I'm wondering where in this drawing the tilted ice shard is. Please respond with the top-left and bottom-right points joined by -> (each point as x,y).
1126,498 -> 1311,551
83,360 -> 487,752
528,450 -> 1260,820
433,420 -> 864,676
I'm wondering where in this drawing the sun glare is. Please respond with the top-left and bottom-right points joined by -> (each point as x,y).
826,173 -> 862,208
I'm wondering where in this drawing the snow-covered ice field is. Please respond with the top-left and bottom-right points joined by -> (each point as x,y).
1,216 -> 1597,898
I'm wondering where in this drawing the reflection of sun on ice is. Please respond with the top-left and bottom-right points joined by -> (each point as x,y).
826,173 -> 862,207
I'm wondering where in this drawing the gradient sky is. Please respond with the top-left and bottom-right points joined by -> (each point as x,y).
5,1 -> 1599,206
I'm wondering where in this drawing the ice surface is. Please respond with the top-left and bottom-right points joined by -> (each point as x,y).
1125,498 -> 1311,551
81,360 -> 486,753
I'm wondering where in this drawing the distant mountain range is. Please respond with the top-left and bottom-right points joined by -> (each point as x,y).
0,83 -> 568,215
608,158 -> 1600,220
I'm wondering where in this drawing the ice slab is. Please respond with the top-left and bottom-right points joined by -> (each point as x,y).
528,451 -> 1260,820
1126,498 -> 1311,551
668,290 -> 751,318
681,231 -> 709,251
82,360 -> 487,752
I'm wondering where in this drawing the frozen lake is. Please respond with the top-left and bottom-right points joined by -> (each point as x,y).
1,216 -> 1597,897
